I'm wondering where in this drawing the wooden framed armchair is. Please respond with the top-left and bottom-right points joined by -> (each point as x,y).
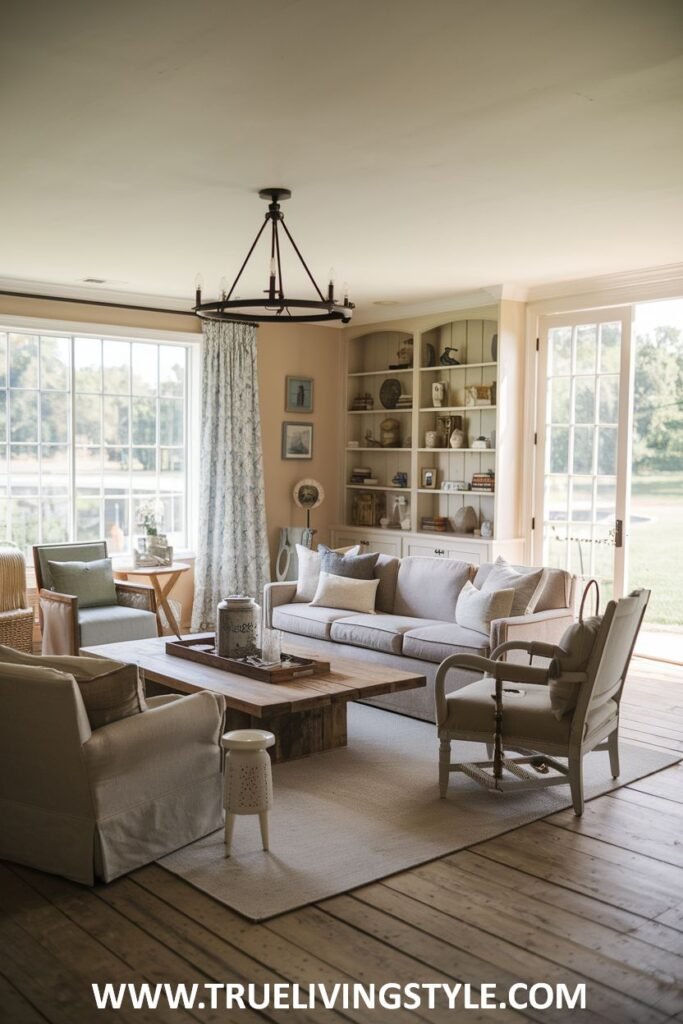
33,542 -> 158,654
435,589 -> 650,815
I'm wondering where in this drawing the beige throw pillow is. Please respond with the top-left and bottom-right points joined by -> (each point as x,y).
0,645 -> 147,730
294,544 -> 360,602
455,581 -> 515,637
481,557 -> 546,617
310,572 -> 379,615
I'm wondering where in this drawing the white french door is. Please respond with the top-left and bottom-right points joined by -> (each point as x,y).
533,307 -> 633,600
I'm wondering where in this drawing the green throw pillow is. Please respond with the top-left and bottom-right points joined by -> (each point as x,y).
47,558 -> 117,609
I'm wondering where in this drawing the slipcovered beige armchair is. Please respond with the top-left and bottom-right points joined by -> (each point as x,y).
34,541 -> 158,654
0,655 -> 226,884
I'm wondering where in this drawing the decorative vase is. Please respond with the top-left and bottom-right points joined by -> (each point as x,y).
380,417 -> 401,447
481,520 -> 494,539
217,596 -> 261,659
449,427 -> 465,449
453,506 -> 478,534
425,430 -> 443,449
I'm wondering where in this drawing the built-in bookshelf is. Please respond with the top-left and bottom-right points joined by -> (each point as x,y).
336,304 -> 525,564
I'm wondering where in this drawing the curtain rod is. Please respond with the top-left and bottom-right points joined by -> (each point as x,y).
0,288 -> 198,318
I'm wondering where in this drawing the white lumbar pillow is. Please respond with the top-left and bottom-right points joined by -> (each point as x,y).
455,580 -> 515,637
310,571 -> 379,615
294,544 -> 360,602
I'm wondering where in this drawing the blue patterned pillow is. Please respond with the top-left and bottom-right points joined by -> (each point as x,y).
318,545 -> 379,580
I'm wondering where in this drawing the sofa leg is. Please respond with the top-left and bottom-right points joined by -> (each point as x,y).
569,758 -> 584,816
608,728 -> 620,779
439,737 -> 451,798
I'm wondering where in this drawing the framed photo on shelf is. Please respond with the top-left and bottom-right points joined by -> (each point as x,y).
285,376 -> 314,413
421,467 -> 437,490
282,422 -> 313,460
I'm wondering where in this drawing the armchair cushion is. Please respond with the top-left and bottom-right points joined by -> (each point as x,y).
548,615 -> 603,719
79,605 -> 158,647
445,677 -> 617,744
0,646 -> 147,729
48,557 -> 117,609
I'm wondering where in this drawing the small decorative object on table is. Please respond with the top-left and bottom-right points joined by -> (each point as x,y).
472,435 -> 491,450
440,347 -> 460,365
392,471 -> 408,488
217,596 -> 261,659
481,519 -> 494,538
166,635 -> 331,682
449,418 -> 466,449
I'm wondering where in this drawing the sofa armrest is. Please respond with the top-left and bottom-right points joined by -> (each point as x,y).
489,608 -> 575,657
83,691 -> 226,815
116,580 -> 157,615
39,588 -> 79,655
263,581 -> 298,627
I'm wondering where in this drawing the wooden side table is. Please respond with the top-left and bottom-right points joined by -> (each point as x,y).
114,563 -> 190,637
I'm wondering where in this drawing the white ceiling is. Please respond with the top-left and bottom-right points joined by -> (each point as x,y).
1,0 -> 682,320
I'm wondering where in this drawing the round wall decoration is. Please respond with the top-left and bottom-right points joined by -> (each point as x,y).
379,378 -> 402,409
293,478 -> 325,529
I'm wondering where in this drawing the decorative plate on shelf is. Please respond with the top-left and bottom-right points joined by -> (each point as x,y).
379,378 -> 402,409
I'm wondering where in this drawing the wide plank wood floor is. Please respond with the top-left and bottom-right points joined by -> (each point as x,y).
1,656 -> 682,1023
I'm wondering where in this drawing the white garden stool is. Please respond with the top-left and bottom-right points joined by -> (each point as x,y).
221,729 -> 275,855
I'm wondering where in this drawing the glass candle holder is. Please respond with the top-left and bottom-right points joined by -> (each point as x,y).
261,628 -> 283,665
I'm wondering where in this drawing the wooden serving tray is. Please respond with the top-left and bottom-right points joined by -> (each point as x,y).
165,636 -> 331,683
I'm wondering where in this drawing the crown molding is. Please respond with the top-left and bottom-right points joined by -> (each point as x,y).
0,276 -> 193,313
351,284 -> 506,326
522,262 -> 683,304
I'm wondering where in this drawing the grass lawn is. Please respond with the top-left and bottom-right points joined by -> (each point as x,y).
629,471 -> 683,628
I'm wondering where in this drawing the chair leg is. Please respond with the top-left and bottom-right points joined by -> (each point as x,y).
439,737 -> 451,798
608,728 -> 620,779
224,813 -> 235,856
568,757 -> 584,816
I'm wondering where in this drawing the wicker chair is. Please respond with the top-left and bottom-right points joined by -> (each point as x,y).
0,545 -> 34,653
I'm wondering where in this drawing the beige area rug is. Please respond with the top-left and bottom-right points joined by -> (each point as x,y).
159,704 -> 679,921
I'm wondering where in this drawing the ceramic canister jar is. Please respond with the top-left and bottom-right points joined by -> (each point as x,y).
380,417 -> 401,447
425,430 -> 443,449
217,596 -> 261,659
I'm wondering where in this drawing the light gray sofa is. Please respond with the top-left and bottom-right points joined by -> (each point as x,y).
264,556 -> 576,722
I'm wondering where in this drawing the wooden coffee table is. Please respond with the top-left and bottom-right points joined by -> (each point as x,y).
81,634 -> 426,762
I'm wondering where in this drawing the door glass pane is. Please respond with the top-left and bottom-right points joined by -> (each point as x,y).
575,325 -> 597,374
548,327 -> 571,376
598,375 -> 619,423
547,426 -> 569,473
574,379 -> 595,424
547,378 -> 570,423
572,426 -> 594,474
569,476 -> 593,522
599,322 -> 621,372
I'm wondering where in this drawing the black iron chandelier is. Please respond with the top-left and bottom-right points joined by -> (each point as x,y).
193,187 -> 354,325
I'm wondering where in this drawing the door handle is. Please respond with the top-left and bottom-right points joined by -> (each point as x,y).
614,520 -> 623,548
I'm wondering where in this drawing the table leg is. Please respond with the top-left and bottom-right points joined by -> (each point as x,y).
154,572 -> 183,637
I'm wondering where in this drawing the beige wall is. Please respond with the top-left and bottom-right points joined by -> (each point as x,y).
0,296 -> 341,619
257,322 -> 341,570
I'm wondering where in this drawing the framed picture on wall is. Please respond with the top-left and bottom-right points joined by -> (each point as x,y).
282,422 -> 313,460
285,376 -> 314,413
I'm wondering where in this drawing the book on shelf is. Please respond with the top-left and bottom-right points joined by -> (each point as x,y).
471,472 -> 495,493
420,516 -> 451,533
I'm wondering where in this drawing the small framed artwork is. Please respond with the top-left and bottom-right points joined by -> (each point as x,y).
421,467 -> 437,490
282,422 -> 313,460
285,376 -> 314,413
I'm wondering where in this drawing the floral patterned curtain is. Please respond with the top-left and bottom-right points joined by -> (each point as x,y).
191,321 -> 270,631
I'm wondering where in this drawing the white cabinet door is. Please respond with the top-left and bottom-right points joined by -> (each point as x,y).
331,530 -> 403,558
404,540 -> 483,563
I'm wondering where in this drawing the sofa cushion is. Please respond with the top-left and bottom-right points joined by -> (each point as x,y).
455,580 -> 514,636
402,623 -> 490,664
319,545 -> 379,579
310,572 -> 380,615
393,557 -> 472,621
79,605 -> 158,648
374,554 -> 400,614
478,557 -> 546,617
330,614 -> 445,655
294,544 -> 360,602
272,603 -> 353,641
445,677 -> 617,744
474,559 -> 569,614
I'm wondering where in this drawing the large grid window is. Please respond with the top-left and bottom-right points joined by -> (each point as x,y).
0,329 -> 190,558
